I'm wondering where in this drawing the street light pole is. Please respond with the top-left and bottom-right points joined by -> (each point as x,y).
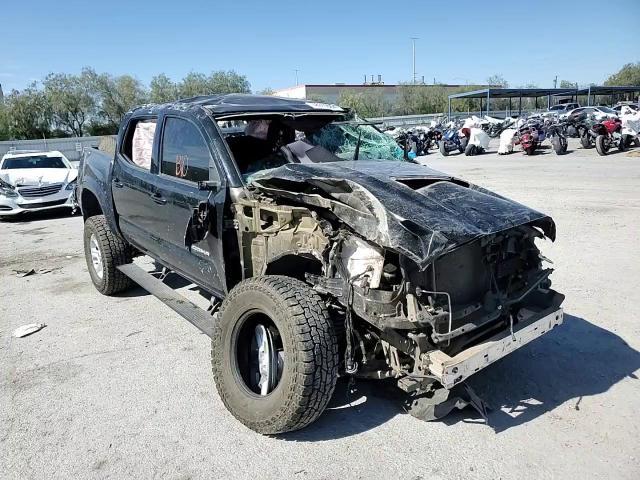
410,37 -> 418,84
294,69 -> 299,86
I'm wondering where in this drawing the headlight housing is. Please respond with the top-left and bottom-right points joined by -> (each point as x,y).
65,179 -> 77,191
0,185 -> 18,198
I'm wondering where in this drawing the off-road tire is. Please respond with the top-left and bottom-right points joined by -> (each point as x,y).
83,215 -> 132,295
211,275 -> 339,434
438,140 -> 449,156
595,135 -> 609,156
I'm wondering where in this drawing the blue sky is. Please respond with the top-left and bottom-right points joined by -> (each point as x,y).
1,0 -> 639,93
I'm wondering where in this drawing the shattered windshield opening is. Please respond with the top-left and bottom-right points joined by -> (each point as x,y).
218,114 -> 406,182
306,121 -> 404,161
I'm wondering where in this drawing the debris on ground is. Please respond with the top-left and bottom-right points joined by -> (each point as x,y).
13,323 -> 46,338
13,267 -> 60,277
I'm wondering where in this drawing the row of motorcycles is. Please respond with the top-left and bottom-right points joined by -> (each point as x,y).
385,115 -> 506,158
385,106 -> 640,157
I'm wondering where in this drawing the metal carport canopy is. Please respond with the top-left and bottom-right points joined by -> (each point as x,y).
447,88 -> 579,118
448,88 -> 578,99
574,85 -> 640,96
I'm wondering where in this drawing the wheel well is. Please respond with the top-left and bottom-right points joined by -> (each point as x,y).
81,190 -> 102,220
264,254 -> 322,282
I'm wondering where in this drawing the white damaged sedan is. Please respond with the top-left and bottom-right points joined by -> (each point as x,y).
0,150 -> 78,218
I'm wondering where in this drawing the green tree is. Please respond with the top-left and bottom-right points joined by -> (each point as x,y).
604,62 -> 640,86
337,89 -> 391,117
43,72 -> 95,136
258,87 -> 275,96
177,70 -> 251,98
0,103 -> 10,140
208,70 -> 251,94
486,74 -> 508,87
150,73 -> 178,103
560,80 -> 577,88
3,85 -> 52,139
177,72 -> 210,98
85,68 -> 147,127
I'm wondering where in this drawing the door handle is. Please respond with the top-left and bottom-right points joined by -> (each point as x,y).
151,192 -> 167,205
113,178 -> 124,188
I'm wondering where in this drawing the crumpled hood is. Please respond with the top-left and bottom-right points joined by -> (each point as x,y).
0,168 -> 77,187
250,161 -> 555,268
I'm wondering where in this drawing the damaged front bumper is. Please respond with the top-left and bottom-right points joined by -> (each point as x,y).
0,190 -> 77,216
427,307 -> 564,389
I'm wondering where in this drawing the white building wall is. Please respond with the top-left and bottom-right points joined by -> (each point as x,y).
273,85 -> 307,99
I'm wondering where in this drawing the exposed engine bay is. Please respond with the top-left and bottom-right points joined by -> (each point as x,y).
215,110 -> 564,421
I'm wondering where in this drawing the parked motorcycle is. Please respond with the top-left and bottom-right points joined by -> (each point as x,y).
464,127 -> 490,155
517,120 -> 546,155
483,115 -> 516,138
591,117 -> 627,156
546,120 -> 568,155
498,128 -> 518,154
438,122 -> 467,156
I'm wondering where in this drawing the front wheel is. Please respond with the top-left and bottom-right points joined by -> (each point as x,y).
595,135 -> 609,156
83,215 -> 132,295
211,276 -> 339,434
580,134 -> 592,149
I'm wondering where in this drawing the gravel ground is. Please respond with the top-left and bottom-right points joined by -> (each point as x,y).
1,138 -> 639,480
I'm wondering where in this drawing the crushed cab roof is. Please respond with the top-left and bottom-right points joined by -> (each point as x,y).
182,94 -> 345,115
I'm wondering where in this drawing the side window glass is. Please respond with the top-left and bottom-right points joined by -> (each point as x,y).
161,117 -> 218,183
121,118 -> 158,170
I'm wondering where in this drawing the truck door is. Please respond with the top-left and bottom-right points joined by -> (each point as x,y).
111,116 -> 161,254
152,115 -> 226,297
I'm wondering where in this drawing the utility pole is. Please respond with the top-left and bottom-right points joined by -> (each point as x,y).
553,75 -> 558,88
294,69 -> 300,86
410,37 -> 418,84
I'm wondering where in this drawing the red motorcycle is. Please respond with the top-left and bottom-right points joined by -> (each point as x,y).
516,122 -> 545,155
592,118 -> 627,156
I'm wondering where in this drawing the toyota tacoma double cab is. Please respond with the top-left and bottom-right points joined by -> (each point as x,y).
77,94 -> 564,434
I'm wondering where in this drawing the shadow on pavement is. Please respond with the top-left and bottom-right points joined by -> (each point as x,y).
0,208 -> 77,223
282,313 -> 639,440
466,313 -> 639,432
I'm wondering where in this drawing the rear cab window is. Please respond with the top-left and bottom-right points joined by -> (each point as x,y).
121,117 -> 158,170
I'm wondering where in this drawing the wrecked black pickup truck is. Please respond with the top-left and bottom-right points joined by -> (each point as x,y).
77,94 -> 564,434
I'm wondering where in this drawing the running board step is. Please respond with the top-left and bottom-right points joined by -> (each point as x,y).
117,263 -> 214,338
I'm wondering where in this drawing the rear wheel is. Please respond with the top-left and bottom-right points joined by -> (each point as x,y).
459,137 -> 468,153
618,135 -> 627,152
464,143 -> 476,156
438,140 -> 449,156
211,276 -> 339,434
580,134 -> 592,149
524,145 -> 535,155
83,215 -> 132,295
595,135 -> 609,156
552,136 -> 567,155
